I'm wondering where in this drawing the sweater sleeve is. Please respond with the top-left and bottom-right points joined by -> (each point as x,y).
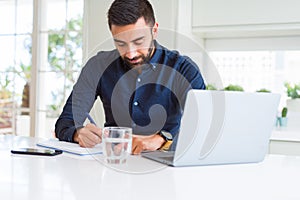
54,92 -> 80,142
54,56 -> 100,142
54,50 -> 120,142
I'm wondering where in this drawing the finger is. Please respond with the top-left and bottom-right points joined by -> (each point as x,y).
76,130 -> 88,147
86,123 -> 98,132
77,130 -> 99,147
78,137 -> 95,148
86,124 -> 102,141
93,127 -> 102,140
131,138 -> 138,154
132,138 -> 144,155
87,133 -> 101,144
84,131 -> 101,145
132,144 -> 143,155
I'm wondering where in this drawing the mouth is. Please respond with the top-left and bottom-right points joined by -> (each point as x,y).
125,56 -> 143,66
129,59 -> 140,64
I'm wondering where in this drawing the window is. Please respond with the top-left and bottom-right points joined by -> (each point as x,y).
205,36 -> 300,109
0,0 -> 33,134
37,0 -> 83,138
0,0 -> 83,137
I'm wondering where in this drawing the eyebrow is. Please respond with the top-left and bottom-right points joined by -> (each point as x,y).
114,36 -> 145,44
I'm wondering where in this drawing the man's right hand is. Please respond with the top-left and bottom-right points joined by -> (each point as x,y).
73,123 -> 102,148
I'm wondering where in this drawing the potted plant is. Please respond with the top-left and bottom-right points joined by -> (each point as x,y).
206,84 -> 218,90
277,107 -> 288,127
223,84 -> 244,92
284,82 -> 300,112
12,63 -> 31,115
0,75 -> 13,130
0,75 -> 12,99
256,88 -> 271,93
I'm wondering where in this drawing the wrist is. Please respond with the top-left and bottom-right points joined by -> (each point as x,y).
157,130 -> 173,151
73,131 -> 79,143
154,133 -> 166,145
73,126 -> 85,143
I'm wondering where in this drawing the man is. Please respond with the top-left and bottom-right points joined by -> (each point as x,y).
55,0 -> 206,154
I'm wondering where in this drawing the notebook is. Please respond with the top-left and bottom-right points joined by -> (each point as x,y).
142,90 -> 280,167
37,139 -> 102,156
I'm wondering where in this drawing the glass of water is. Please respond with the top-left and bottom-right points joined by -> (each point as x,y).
102,127 -> 132,164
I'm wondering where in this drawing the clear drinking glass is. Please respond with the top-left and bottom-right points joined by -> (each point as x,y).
102,127 -> 132,164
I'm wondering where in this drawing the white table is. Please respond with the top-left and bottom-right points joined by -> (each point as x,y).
1,135 -> 300,200
270,128 -> 300,156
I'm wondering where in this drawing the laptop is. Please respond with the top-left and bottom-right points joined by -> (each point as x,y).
142,90 -> 280,167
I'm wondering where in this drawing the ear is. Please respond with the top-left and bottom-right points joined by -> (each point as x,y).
152,22 -> 158,39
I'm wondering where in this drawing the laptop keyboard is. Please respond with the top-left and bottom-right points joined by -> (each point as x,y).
143,150 -> 175,162
158,155 -> 174,162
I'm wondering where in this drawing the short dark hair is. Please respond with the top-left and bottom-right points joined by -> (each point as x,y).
107,0 -> 156,30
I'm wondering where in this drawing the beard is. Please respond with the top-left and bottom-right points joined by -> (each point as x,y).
123,40 -> 154,68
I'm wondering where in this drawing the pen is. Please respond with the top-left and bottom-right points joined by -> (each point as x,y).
86,112 -> 97,126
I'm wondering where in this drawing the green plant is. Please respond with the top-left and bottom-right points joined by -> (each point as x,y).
11,63 -> 31,111
6,36 -> 32,112
0,75 -> 13,128
256,88 -> 271,93
284,82 -> 300,99
223,84 -> 244,92
206,84 -> 218,90
281,107 -> 288,118
46,16 -> 82,116
0,74 -> 12,99
9,16 -> 83,116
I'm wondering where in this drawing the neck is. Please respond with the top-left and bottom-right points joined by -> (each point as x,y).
149,39 -> 156,57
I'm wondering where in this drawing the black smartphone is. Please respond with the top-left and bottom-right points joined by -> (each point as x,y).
11,148 -> 63,156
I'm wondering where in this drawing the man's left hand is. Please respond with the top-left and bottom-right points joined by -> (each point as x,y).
131,133 -> 165,155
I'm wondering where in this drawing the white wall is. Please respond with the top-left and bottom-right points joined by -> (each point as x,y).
83,0 -> 112,60
192,0 -> 300,27
191,0 -> 300,50
192,0 -> 300,37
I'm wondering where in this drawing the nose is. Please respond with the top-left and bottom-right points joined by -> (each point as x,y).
125,44 -> 137,59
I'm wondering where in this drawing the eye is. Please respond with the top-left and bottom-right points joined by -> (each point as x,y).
134,41 -> 142,45
116,42 -> 126,47
134,39 -> 144,46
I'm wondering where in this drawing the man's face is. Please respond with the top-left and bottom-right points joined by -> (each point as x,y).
111,17 -> 158,68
